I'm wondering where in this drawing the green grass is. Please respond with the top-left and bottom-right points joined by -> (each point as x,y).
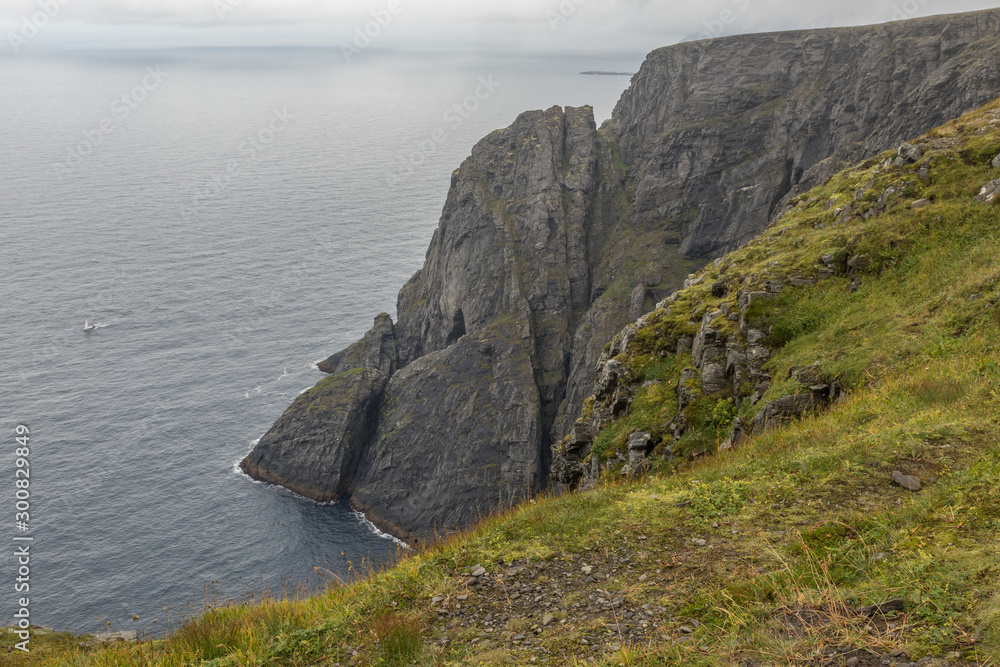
12,99 -> 1000,667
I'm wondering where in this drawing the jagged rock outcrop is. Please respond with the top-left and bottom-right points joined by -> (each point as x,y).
243,9 -> 1000,541
239,367 -> 387,502
316,313 -> 398,376
351,324 -> 542,543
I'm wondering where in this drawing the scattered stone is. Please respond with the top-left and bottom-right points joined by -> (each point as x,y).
850,277 -> 863,293
692,538 -> 707,547
858,598 -> 906,616
992,152 -> 1000,169
910,198 -> 930,210
891,470 -> 921,491
847,254 -> 871,273
846,658 -> 859,667
791,363 -> 823,386
975,179 -> 1000,203
581,565 -> 593,575
471,565 -> 487,577
678,625 -> 694,634
542,613 -> 554,626
897,142 -> 922,164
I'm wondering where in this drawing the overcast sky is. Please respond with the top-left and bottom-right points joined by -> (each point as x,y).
2,0 -> 998,53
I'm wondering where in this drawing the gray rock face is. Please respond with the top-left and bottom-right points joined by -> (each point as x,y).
613,9 -> 1000,258
317,313 -> 397,376
239,366 -> 388,502
627,432 -> 653,467
351,326 -> 542,544
244,9 -> 1000,540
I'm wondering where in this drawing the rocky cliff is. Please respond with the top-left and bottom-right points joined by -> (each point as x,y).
242,9 -> 1000,543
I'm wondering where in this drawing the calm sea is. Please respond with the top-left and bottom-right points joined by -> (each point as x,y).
0,46 -> 637,634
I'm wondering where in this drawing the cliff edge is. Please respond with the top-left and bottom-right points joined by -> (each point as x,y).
242,8 -> 1000,543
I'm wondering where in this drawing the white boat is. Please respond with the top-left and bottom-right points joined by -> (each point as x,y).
84,320 -> 96,332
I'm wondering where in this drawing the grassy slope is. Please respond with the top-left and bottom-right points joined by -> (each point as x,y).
13,100 -> 1000,667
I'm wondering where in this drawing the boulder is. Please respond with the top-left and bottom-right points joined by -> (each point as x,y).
753,394 -> 824,432
896,142 -> 922,164
725,346 -> 747,374
847,254 -> 871,273
596,359 -> 627,399
858,598 -> 906,616
627,432 -> 653,467
701,360 -> 729,394
975,179 -> 1000,203
891,470 -> 922,492
790,363 -> 823,386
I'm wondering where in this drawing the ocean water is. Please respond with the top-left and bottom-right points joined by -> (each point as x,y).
0,47 -> 638,634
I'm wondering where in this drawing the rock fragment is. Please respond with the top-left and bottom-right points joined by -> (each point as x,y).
857,598 -> 906,616
891,470 -> 921,491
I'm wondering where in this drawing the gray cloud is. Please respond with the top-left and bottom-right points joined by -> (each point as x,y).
1,0 -> 997,51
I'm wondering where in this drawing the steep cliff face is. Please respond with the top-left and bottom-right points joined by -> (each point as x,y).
554,7 -> 1000,440
242,8 -> 1000,541
613,9 -> 1000,260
